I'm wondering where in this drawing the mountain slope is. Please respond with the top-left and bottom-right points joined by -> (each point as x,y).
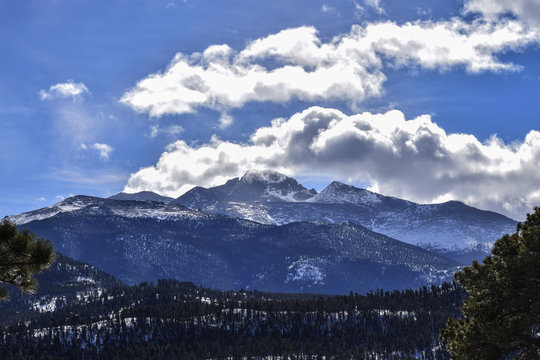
108,191 -> 173,203
308,181 -> 385,205
7,196 -> 459,294
173,174 -> 516,262
0,252 -> 123,326
0,279 -> 464,359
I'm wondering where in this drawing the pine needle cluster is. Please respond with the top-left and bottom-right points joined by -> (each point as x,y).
0,220 -> 55,299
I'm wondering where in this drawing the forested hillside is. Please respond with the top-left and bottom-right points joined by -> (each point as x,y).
0,253 -> 124,326
1,279 -> 466,359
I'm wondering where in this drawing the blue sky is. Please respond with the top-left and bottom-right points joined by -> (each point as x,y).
1,0 -> 540,220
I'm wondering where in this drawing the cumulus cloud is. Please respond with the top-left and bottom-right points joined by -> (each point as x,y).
81,143 -> 114,160
121,19 -> 536,117
124,106 -> 540,220
40,81 -> 90,101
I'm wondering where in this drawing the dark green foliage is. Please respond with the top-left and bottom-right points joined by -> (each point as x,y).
1,279 -> 466,359
440,207 -> 540,359
0,220 -> 55,299
0,252 -> 125,325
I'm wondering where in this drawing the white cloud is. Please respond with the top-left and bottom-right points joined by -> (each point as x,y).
40,81 -> 90,101
364,0 -> 385,15
150,126 -> 159,138
219,113 -> 234,129
464,0 -> 540,28
36,197 -> 46,201
415,7 -> 430,16
149,124 -> 184,138
124,106 -> 540,220
81,142 -> 114,160
121,19 -> 537,118
93,143 -> 113,160
321,4 -> 338,14
56,195 -> 65,201
120,30 -> 384,117
167,125 -> 184,136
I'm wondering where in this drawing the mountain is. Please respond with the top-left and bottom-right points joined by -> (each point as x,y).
108,190 -> 173,203
308,181 -> 385,205
0,252 -> 123,326
6,196 -> 459,294
174,169 -> 317,208
173,173 -> 516,262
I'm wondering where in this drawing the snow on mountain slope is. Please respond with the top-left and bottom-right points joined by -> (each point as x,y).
307,181 -> 384,206
6,195 -> 205,226
184,200 -> 515,260
173,176 -> 517,262
7,172 -> 517,266
6,196 -> 91,225
7,195 -> 460,294
172,170 -> 317,207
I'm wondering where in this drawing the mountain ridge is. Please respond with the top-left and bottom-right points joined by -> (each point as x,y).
6,170 -> 516,265
173,170 -> 318,207
108,191 -> 173,203
7,195 -> 460,294
169,171 -> 516,261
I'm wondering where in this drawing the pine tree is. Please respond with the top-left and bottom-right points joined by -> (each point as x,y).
440,207 -> 540,359
0,219 -> 55,299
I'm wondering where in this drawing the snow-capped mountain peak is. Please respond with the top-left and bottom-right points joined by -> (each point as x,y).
309,181 -> 382,205
173,170 -> 317,205
234,170 -> 317,202
240,169 -> 290,185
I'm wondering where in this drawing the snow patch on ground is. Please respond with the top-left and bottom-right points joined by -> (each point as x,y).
110,206 -> 203,221
32,297 -> 60,313
75,276 -> 96,284
286,259 -> 326,285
